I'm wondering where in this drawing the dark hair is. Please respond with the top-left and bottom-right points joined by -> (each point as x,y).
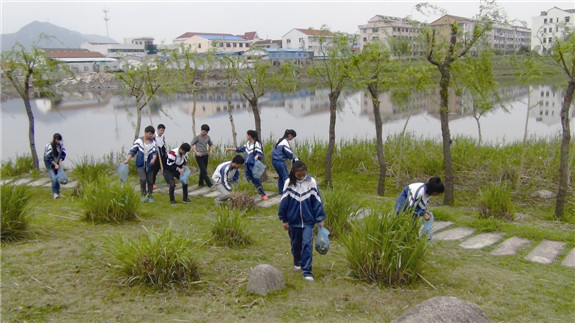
425,176 -> 444,195
246,130 -> 260,143
288,160 -> 307,186
180,143 -> 191,152
144,125 -> 155,134
275,129 -> 297,147
201,124 -> 210,131
51,133 -> 63,157
232,155 -> 245,165
157,124 -> 166,130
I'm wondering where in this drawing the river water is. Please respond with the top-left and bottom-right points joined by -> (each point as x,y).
1,84 -> 574,163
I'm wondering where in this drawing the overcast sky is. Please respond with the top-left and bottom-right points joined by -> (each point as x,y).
1,1 -> 573,44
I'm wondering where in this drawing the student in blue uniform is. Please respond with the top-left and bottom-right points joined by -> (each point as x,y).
166,143 -> 191,205
43,133 -> 67,199
212,155 -> 245,205
272,129 -> 298,195
122,125 -> 157,202
226,130 -> 268,200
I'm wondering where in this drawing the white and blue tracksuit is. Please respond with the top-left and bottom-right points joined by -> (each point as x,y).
128,137 -> 157,197
272,138 -> 296,195
235,141 -> 265,196
166,148 -> 189,202
278,175 -> 326,278
43,142 -> 66,195
394,182 -> 434,238
212,161 -> 240,203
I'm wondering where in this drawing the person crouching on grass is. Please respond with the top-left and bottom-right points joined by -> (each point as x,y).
166,143 -> 191,205
278,161 -> 326,282
394,176 -> 445,240
212,155 -> 245,205
122,125 -> 157,203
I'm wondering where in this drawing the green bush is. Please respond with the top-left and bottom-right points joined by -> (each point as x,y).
322,185 -> 361,238
478,184 -> 514,220
1,155 -> 34,178
72,156 -> 113,196
341,209 -> 428,286
1,185 -> 32,241
82,177 -> 140,223
106,226 -> 200,288
211,207 -> 253,247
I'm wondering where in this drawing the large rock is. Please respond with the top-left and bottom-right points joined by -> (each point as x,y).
246,264 -> 285,296
392,296 -> 490,323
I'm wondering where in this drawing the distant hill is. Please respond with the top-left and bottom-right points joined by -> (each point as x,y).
1,21 -> 118,51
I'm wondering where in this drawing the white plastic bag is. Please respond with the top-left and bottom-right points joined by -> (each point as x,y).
118,163 -> 129,182
253,160 -> 266,179
179,166 -> 191,185
315,226 -> 330,255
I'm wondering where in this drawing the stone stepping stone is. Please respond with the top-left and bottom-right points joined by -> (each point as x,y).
0,179 -> 14,185
561,248 -> 575,268
419,221 -> 454,236
257,195 -> 282,208
61,180 -> 78,188
204,191 -> 221,198
525,240 -> 566,264
253,192 -> 277,203
188,187 -> 211,196
28,178 -> 51,186
433,227 -> 475,241
460,233 -> 504,250
490,237 -> 531,256
11,177 -> 33,185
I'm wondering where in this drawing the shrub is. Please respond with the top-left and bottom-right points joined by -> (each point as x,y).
341,209 -> 428,286
1,155 -> 34,178
322,185 -> 361,238
82,177 -> 140,223
106,226 -> 200,288
1,185 -> 32,241
72,156 -> 113,196
478,184 -> 514,220
228,180 -> 257,210
211,207 -> 253,247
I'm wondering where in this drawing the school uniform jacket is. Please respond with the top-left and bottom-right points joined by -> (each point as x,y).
166,148 -> 188,172
235,141 -> 263,165
397,183 -> 429,216
278,175 -> 326,228
212,161 -> 240,191
272,138 -> 295,163
128,137 -> 157,169
43,143 -> 66,169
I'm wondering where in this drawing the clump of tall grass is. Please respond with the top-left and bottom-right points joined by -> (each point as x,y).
1,155 -> 34,178
72,156 -> 113,196
341,209 -> 428,286
228,179 -> 257,210
82,177 -> 140,223
1,185 -> 32,241
322,185 -> 361,238
211,207 -> 253,247
106,226 -> 200,288
478,184 -> 514,220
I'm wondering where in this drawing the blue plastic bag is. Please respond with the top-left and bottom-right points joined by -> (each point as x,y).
315,226 -> 330,255
56,169 -> 68,184
252,159 -> 266,179
118,163 -> 129,182
179,167 -> 191,185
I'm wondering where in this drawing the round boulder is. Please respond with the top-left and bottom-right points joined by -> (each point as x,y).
392,296 -> 489,323
246,264 -> 285,296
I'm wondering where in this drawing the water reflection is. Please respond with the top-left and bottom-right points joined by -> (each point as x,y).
1,84 -> 573,163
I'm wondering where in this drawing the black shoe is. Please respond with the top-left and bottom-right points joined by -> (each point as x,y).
183,198 -> 191,203
171,200 -> 177,205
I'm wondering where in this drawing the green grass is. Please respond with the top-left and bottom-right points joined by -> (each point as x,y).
1,184 -> 32,241
81,177 -> 141,223
1,154 -> 35,178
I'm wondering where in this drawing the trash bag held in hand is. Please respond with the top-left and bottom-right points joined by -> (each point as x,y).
179,167 -> 191,185
253,159 -> 266,179
118,163 -> 129,182
56,169 -> 68,184
315,226 -> 330,255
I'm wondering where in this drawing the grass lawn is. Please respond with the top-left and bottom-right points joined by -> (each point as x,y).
2,176 -> 574,322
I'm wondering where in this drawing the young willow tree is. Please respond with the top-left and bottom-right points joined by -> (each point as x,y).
307,30 -> 356,186
549,31 -> 575,219
1,42 -> 65,170
418,1 -> 502,205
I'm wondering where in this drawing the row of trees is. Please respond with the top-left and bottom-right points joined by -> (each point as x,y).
1,2 -> 573,219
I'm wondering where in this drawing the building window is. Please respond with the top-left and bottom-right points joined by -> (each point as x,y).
239,43 -> 243,47
373,28 -> 378,32
226,43 -> 231,47
567,16 -> 571,23
544,18 -> 547,23
198,44 -> 201,49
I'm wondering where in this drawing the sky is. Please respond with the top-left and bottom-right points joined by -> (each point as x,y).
1,0 -> 573,44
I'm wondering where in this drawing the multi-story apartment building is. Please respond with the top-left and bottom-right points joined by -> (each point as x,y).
172,32 -> 251,53
531,7 -> 575,54
281,28 -> 334,58
124,37 -> 158,55
358,15 -> 426,57
529,85 -> 575,125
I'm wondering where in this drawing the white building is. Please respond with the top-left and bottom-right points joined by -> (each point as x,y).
281,28 -> 334,58
172,32 -> 251,53
81,42 -> 146,58
531,7 -> 575,54
529,85 -> 575,125
358,15 -> 426,57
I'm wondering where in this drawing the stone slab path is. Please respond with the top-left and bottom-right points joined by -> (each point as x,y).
4,175 -> 574,269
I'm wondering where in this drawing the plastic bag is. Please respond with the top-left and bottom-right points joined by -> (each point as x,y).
56,170 -> 68,184
118,163 -> 129,182
315,226 -> 330,255
252,159 -> 266,179
179,167 -> 191,185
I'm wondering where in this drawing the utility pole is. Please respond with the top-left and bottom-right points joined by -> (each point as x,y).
103,9 -> 110,39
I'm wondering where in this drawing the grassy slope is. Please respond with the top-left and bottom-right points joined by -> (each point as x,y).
2,176 -> 574,322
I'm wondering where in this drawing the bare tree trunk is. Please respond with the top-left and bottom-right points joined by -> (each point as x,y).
368,84 -> 386,196
554,80 -> 574,219
23,92 -> 39,170
474,114 -> 482,147
439,68 -> 455,205
249,99 -> 262,139
227,89 -> 238,147
134,103 -> 143,141
325,90 -> 340,187
192,93 -> 197,136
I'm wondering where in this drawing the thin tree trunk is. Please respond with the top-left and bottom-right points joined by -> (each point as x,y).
368,84 -> 386,196
554,80 -> 574,219
227,88 -> 237,147
474,115 -> 482,147
325,90 -> 340,187
249,98 -> 262,139
192,92 -> 197,136
134,102 -> 143,141
23,92 -> 39,170
439,68 -> 455,205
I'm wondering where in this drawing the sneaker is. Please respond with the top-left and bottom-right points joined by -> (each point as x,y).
58,194 -> 64,198
262,195 -> 268,201
293,266 -> 301,271
304,276 -> 314,282
183,198 -> 191,203
153,184 -> 157,189
52,193 -> 59,199
148,197 -> 154,203
171,200 -> 177,205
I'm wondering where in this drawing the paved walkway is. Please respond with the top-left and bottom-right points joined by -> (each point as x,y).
2,176 -> 573,269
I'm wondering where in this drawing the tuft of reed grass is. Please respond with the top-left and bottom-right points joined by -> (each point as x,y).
82,177 -> 140,223
341,209 -> 428,286
322,185 -> 361,238
210,207 -> 253,247
1,185 -> 32,241
478,184 -> 514,221
1,155 -> 34,178
72,156 -> 114,196
106,226 -> 200,288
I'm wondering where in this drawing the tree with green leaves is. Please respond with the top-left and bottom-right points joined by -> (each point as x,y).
307,29 -> 356,186
418,1 -> 502,205
1,41 -> 66,170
